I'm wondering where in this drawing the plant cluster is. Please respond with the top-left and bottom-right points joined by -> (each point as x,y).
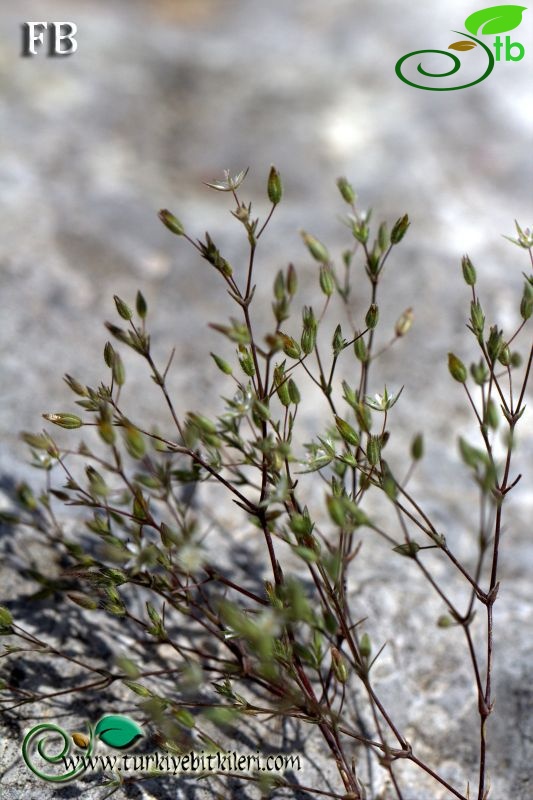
1,168 -> 532,800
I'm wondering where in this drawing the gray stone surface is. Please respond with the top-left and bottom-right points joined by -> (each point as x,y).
0,1 -> 532,798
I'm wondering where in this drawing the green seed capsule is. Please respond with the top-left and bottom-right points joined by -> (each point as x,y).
365,303 -> 379,330
210,352 -> 232,375
353,332 -> 368,363
112,352 -> 126,386
486,326 -> 503,363
485,398 -> 499,430
335,416 -> 360,447
359,633 -> 372,658
286,263 -> 298,296
470,300 -> 485,338
43,412 -> 83,429
319,265 -> 335,296
288,379 -> 301,405
448,353 -> 467,383
395,308 -> 413,337
114,295 -> 133,321
301,231 -> 329,264
498,344 -> 511,367
411,432 -> 424,460
366,435 -> 381,466
158,209 -> 185,236
336,177 -> 356,205
390,214 -> 410,244
331,647 -> 349,683
461,255 -> 477,286
267,165 -> 282,205
281,335 -> 301,360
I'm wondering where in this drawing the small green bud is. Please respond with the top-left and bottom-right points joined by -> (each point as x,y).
286,263 -> 298,296
123,681 -> 152,698
471,359 -> 488,385
352,220 -> 369,245
332,324 -> 345,357
267,165 -> 282,205
265,580 -> 283,610
67,593 -> 99,611
331,647 -> 349,683
210,352 -> 232,375
106,324 -> 137,350
187,413 -> 217,435
335,416 -> 360,447
104,341 -> 115,368
327,495 -> 346,527
252,397 -> 271,422
273,269 -> 285,301
112,352 -> 126,386
0,606 -> 13,628
123,422 -> 146,459
98,419 -> 116,445
238,346 -> 256,377
365,303 -> 379,330
395,307 -> 413,337
301,231 -> 329,264
274,365 -> 291,406
470,300 -> 485,339
393,541 -> 421,558
63,374 -> 87,396
461,255 -> 476,286
498,344 -> 511,367
86,466 -> 108,497
411,432 -> 424,461
486,326 -> 503,363
136,290 -> 148,319
43,412 -> 83,429
158,209 -> 185,236
353,332 -> 368,363
485,398 -> 499,430
288,379 -> 301,405
390,214 -> 410,244
520,281 -> 533,320
336,177 -> 356,205
200,233 -> 233,277
21,431 -> 54,451
448,353 -> 467,383
319,264 -> 336,296
377,221 -> 389,252
17,482 -> 37,511
276,381 -> 291,407
301,308 -> 317,355
510,351 -> 522,368
366,249 -> 380,276
114,295 -> 133,321
437,615 -> 453,629
355,401 -> 372,434
281,334 -> 301,360
366,435 -> 381,466
359,633 -> 372,658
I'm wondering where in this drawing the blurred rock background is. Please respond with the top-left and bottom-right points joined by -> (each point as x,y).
0,1 -> 531,798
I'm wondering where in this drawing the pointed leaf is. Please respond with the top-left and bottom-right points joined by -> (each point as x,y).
449,40 -> 477,51
465,5 -> 526,35
94,715 -> 144,749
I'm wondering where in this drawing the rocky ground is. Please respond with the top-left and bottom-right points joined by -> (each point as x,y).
0,1 -> 532,798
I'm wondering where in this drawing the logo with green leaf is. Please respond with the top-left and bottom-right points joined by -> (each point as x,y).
396,4 -> 527,90
21,714 -> 144,783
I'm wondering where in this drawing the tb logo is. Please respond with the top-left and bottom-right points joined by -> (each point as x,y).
22,22 -> 78,57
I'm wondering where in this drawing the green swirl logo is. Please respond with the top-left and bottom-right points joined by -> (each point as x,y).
395,5 -> 527,91
22,715 -> 143,783
22,723 -> 94,783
